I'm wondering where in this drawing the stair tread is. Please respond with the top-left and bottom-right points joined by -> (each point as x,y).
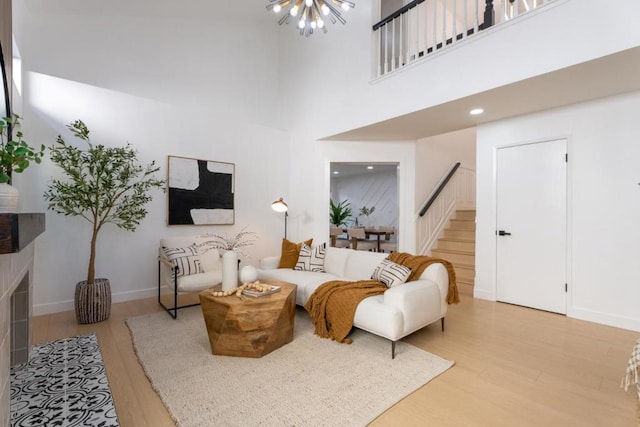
452,262 -> 475,270
438,237 -> 475,243
431,248 -> 475,256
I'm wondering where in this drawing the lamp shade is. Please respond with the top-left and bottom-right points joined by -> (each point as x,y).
271,197 -> 288,213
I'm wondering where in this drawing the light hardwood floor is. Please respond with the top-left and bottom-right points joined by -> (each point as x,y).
32,294 -> 639,426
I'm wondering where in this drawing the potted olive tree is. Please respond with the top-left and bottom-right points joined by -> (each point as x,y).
44,120 -> 164,324
0,115 -> 45,212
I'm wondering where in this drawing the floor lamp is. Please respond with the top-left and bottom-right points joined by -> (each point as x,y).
271,197 -> 289,239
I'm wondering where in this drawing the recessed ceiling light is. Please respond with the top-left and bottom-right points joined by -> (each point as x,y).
333,171 -> 339,175
367,166 -> 374,170
470,108 -> 484,116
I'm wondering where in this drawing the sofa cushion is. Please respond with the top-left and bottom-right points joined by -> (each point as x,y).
278,238 -> 313,268
176,271 -> 223,293
162,244 -> 203,278
342,250 -> 388,281
323,247 -> 350,276
371,259 -> 412,288
257,268 -> 342,305
294,243 -> 326,272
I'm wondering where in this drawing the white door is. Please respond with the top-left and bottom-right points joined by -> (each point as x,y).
496,139 -> 567,314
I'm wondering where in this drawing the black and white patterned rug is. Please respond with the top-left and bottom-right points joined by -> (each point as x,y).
10,333 -> 119,427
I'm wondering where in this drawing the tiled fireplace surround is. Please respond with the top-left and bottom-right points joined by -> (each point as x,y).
0,214 -> 44,426
0,244 -> 34,426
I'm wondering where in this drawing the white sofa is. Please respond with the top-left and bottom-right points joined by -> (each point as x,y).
258,246 -> 451,358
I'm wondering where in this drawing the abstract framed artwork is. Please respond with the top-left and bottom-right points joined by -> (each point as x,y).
167,155 -> 235,225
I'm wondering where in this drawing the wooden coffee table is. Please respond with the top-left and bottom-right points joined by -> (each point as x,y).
199,280 -> 296,358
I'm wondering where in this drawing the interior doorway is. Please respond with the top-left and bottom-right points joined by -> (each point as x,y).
329,162 -> 399,239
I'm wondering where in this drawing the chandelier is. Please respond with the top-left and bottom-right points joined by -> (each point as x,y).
266,0 -> 355,37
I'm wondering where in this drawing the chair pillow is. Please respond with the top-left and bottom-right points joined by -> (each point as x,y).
278,238 -> 313,268
294,243 -> 326,272
371,259 -> 411,288
162,244 -> 203,278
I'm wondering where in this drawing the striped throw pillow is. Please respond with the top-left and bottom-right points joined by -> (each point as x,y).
371,259 -> 411,288
294,243 -> 326,272
162,244 -> 203,277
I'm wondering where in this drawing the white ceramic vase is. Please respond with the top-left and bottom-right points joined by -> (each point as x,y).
0,183 -> 19,213
239,265 -> 258,284
221,250 -> 239,291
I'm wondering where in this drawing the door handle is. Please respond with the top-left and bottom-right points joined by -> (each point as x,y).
497,230 -> 511,236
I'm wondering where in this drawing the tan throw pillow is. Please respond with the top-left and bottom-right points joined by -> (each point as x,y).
278,238 -> 313,268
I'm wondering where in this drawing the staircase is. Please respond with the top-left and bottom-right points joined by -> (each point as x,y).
430,210 -> 476,296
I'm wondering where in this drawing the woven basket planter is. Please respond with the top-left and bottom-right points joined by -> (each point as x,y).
75,278 -> 112,324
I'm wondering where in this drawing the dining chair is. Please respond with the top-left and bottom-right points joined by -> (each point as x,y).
330,226 -> 351,248
347,228 -> 377,251
378,226 -> 397,253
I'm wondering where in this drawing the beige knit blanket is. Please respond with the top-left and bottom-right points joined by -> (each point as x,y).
304,280 -> 386,344
622,337 -> 640,401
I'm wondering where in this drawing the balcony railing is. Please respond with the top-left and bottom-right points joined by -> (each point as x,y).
373,0 -> 556,78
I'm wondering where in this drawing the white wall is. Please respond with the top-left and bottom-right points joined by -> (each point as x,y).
13,1 -> 291,314
415,127 -> 476,205
476,91 -> 640,332
331,169 -> 399,228
286,137 -> 417,253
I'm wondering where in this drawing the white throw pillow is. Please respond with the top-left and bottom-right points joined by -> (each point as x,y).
162,244 -> 203,278
294,243 -> 326,272
371,259 -> 411,288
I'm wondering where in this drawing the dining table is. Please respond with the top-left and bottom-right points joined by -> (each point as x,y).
364,229 -> 395,252
338,227 -> 395,252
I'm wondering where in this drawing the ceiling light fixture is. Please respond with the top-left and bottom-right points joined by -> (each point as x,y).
266,0 -> 355,37
367,166 -> 374,170
470,108 -> 484,116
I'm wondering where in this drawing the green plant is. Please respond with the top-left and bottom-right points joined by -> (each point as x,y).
330,199 -> 352,227
0,115 -> 45,184
359,206 -> 376,217
44,120 -> 165,285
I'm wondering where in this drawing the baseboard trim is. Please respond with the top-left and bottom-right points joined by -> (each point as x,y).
472,288 -> 495,301
569,306 -> 640,332
34,287 -> 157,316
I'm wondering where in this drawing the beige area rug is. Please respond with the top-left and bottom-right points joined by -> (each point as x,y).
126,306 -> 454,427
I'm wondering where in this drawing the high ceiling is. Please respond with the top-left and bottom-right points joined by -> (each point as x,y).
324,46 -> 640,141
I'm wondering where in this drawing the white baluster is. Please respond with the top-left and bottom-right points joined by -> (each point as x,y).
462,0 -> 468,40
442,0 -> 447,48
433,0 -> 438,51
392,17 -> 396,70
377,26 -> 382,77
384,24 -> 389,74
474,0 -> 479,33
399,12 -> 404,66
452,0 -> 457,44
